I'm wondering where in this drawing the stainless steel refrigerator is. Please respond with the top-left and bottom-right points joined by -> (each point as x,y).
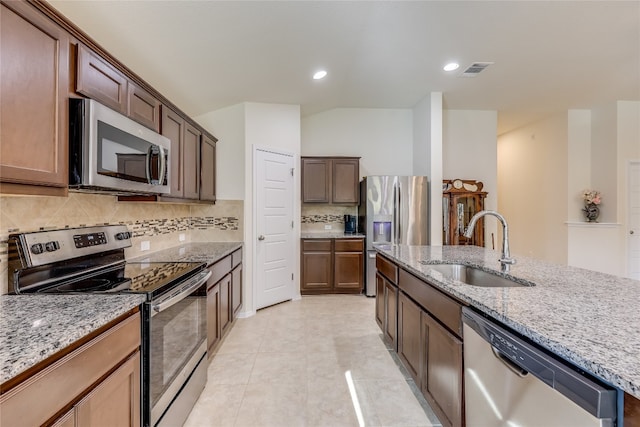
358,176 -> 429,296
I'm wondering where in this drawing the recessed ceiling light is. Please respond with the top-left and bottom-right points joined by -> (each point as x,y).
443,62 -> 460,72
313,70 -> 328,80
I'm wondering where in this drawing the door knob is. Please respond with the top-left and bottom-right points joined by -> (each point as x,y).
631,230 -> 635,235
258,235 -> 265,241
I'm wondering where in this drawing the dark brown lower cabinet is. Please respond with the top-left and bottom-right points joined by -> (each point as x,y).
422,312 -> 463,427
220,273 -> 232,336
301,238 -> 364,294
232,264 -> 243,316
301,247 -> 332,292
206,281 -> 221,355
375,273 -> 385,328
383,278 -> 398,349
377,253 -> 465,427
206,249 -> 243,357
397,292 -> 422,384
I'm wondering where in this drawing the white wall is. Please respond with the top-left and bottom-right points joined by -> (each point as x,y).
195,103 -> 246,200
591,104 -> 618,223
443,109 -> 498,248
244,103 -> 302,313
497,114 -> 569,264
301,108 -> 413,177
567,110 -> 592,221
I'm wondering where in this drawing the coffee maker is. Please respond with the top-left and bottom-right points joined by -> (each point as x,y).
344,215 -> 356,234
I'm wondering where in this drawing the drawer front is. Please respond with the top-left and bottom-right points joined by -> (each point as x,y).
399,269 -> 463,337
209,255 -> 232,286
376,254 -> 398,284
231,248 -> 242,268
334,239 -> 364,252
302,239 -> 332,251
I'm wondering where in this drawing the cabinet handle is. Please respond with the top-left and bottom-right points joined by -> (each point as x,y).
258,235 -> 265,241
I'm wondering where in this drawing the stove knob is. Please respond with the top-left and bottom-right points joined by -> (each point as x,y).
45,241 -> 60,252
30,243 -> 44,255
115,232 -> 131,240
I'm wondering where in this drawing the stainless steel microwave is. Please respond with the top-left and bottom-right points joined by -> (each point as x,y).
69,98 -> 171,194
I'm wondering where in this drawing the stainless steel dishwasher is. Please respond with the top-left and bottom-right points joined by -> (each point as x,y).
462,308 -> 618,427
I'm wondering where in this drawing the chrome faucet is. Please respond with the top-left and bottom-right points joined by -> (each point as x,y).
464,210 -> 516,266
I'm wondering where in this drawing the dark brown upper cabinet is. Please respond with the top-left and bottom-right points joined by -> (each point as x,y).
0,1 -> 69,196
128,82 -> 161,132
183,123 -> 202,200
76,43 -> 128,114
301,156 -> 359,205
200,135 -> 216,202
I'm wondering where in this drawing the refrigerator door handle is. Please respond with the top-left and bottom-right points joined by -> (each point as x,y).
394,181 -> 400,245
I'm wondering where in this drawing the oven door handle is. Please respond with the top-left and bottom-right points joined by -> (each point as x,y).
152,270 -> 212,313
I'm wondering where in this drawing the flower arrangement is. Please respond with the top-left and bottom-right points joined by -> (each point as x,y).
582,189 -> 601,205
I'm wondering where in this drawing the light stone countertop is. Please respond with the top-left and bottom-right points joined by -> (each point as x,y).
301,232 -> 365,239
1,242 -> 242,385
129,241 -> 243,266
0,294 -> 145,384
376,244 -> 640,399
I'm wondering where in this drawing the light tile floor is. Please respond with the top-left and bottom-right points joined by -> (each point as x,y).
184,295 -> 442,427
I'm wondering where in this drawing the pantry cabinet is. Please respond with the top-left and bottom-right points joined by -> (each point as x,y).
0,1 -> 69,196
300,238 -> 364,294
0,311 -> 141,427
301,157 -> 360,205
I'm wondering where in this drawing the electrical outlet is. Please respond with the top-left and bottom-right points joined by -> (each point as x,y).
324,225 -> 332,230
141,241 -> 150,251
179,233 -> 186,242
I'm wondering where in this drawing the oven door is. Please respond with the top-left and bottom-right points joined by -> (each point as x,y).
145,270 -> 211,427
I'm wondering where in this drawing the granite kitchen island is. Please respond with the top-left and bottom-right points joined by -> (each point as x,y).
376,244 -> 640,400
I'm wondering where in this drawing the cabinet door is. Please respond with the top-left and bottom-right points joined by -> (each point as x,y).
332,158 -> 359,204
161,106 -> 186,198
398,292 -> 422,386
375,273 -> 385,328
422,313 -> 463,427
232,264 -> 243,317
183,124 -> 201,200
301,158 -> 331,203
75,351 -> 141,427
200,135 -> 216,201
128,83 -> 160,131
301,239 -> 333,293
207,282 -> 221,355
76,44 -> 128,113
384,279 -> 398,350
334,252 -> 363,292
220,273 -> 232,336
1,2 -> 69,191
51,410 -> 75,427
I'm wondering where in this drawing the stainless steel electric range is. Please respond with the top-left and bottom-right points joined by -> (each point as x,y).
8,225 -> 211,427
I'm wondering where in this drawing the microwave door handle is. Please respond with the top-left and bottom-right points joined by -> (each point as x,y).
158,145 -> 166,186
145,146 -> 152,184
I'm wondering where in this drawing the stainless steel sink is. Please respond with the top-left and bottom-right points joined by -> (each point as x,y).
421,263 -> 534,287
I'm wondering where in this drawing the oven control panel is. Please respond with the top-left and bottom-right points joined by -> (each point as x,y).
10,225 -> 132,268
73,232 -> 107,248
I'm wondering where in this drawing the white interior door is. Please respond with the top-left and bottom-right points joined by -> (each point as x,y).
255,148 -> 295,309
628,161 -> 640,280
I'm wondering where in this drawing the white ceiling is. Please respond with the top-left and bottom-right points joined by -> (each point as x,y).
48,0 -> 640,135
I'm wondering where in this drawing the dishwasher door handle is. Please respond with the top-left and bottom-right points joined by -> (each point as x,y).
492,346 -> 528,377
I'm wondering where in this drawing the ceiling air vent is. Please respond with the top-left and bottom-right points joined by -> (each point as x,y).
459,62 -> 494,77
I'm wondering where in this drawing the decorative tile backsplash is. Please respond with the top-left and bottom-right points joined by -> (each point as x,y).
301,205 -> 357,232
0,193 -> 243,294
